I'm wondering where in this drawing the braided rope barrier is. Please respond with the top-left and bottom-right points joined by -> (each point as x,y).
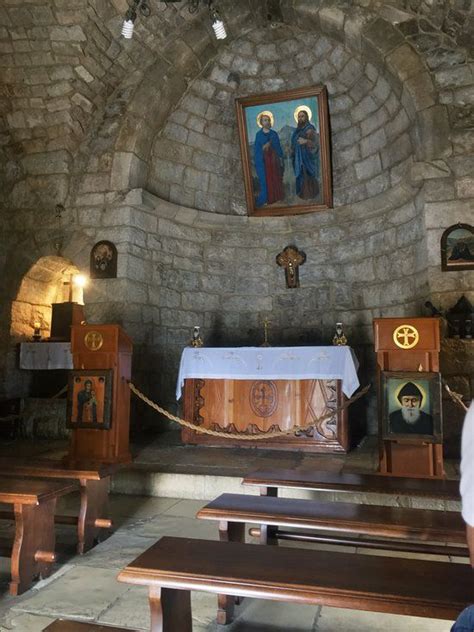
128,381 -> 371,440
443,381 -> 470,412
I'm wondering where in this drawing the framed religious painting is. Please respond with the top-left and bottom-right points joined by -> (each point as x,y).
380,371 -> 442,443
66,369 -> 113,430
440,223 -> 474,271
90,240 -> 117,279
235,85 -> 333,217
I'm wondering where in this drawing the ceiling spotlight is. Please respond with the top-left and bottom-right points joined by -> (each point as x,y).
121,1 -> 227,41
121,0 -> 150,39
210,4 -> 227,40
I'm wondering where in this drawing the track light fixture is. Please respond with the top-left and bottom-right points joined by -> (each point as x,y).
121,0 -> 227,41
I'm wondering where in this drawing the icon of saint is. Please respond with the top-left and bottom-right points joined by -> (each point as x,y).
254,111 -> 285,207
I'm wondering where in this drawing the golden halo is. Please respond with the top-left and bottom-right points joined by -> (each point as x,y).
294,105 -> 312,123
256,110 -> 274,128
394,380 -> 426,408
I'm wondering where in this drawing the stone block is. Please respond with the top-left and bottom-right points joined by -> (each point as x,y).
386,43 -> 426,82
435,64 -> 473,89
111,152 -> 147,191
363,18 -> 405,57
184,167 -> 209,191
403,72 -> 436,112
351,95 -> 379,123
333,125 -> 362,150
182,292 -> 220,311
186,115 -> 206,134
360,106 -> 390,137
163,122 -> 189,144
355,154 -> 382,181
449,155 -> 474,177
50,25 -> 86,41
423,178 -> 455,202
381,132 -> 412,168
415,105 -> 451,161
21,150 -> 71,176
384,108 -> 410,140
158,218 -> 211,244
456,176 -> 474,198
223,295 -> 272,312
360,127 -> 387,159
410,160 -> 451,181
151,159 -> 185,186
319,6 -> 345,36
452,129 -> 474,155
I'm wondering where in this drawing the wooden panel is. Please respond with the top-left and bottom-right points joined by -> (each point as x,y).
198,493 -> 465,543
374,318 -> 442,478
373,318 -> 440,352
242,469 -> 460,499
69,324 -> 132,464
182,378 -> 348,453
117,536 -> 473,621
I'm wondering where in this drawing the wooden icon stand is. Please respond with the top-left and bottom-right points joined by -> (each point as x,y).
373,317 -> 444,478
67,324 -> 132,465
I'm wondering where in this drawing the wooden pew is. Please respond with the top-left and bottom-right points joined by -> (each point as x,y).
242,468 -> 460,500
0,477 -> 76,595
44,620 -> 135,631
198,492 -> 468,622
0,459 -> 117,554
197,492 -> 468,555
117,536 -> 474,630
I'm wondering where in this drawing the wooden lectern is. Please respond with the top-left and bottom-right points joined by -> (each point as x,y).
68,324 -> 132,464
373,317 -> 444,478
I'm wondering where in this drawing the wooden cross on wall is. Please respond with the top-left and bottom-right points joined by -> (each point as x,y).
276,245 -> 306,288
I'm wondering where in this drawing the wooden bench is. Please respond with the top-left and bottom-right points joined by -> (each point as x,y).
0,476 -> 77,595
43,620 -> 135,631
0,459 -> 117,554
117,536 -> 474,630
243,468 -> 460,500
197,492 -> 468,555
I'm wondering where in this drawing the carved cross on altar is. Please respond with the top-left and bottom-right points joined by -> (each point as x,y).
276,245 -> 306,288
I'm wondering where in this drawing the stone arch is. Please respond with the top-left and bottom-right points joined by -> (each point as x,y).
10,256 -> 82,341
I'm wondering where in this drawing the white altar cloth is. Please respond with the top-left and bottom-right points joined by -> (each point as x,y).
176,346 -> 359,400
20,342 -> 73,370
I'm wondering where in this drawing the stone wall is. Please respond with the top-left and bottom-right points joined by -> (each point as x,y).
0,1 -> 473,440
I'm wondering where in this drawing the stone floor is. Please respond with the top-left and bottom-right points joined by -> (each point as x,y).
0,492 -> 462,632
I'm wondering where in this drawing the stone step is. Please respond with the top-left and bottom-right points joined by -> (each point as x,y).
111,465 -> 461,512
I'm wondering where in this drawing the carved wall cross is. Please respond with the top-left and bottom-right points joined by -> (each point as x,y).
276,245 -> 306,288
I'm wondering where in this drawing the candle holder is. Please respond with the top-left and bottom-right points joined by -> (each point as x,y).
32,321 -> 42,342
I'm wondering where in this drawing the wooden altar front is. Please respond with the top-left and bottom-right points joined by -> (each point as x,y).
182,378 -> 348,453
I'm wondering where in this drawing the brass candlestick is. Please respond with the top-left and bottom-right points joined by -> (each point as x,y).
261,318 -> 271,347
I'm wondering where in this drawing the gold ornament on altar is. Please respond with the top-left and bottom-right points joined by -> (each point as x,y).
393,324 -> 419,349
84,331 -> 104,351
190,326 -> 204,348
332,322 -> 347,346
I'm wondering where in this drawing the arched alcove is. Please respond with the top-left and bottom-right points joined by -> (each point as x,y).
10,256 -> 82,341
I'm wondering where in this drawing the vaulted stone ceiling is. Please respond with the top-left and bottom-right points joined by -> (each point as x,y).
0,0 -> 473,212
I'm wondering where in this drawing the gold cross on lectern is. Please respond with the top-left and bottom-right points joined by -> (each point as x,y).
393,324 -> 419,349
84,331 -> 104,351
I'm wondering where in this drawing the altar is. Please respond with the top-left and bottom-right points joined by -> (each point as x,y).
177,346 -> 359,453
